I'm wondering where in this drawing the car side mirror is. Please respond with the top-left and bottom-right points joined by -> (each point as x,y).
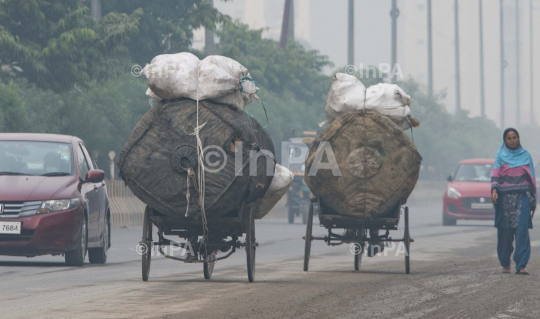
447,175 -> 452,182
85,169 -> 105,183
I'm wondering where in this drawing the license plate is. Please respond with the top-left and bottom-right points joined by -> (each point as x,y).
471,203 -> 493,210
0,221 -> 21,234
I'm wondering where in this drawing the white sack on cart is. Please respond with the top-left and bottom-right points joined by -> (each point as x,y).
143,52 -> 200,100
254,164 -> 294,219
325,73 -> 366,124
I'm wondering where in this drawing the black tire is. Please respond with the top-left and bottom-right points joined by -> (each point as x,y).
354,244 -> 363,271
288,206 -> 295,224
303,203 -> 313,271
203,250 -> 216,280
65,216 -> 87,266
404,207 -> 411,274
246,206 -> 256,282
442,211 -> 457,226
142,207 -> 152,282
89,216 -> 109,264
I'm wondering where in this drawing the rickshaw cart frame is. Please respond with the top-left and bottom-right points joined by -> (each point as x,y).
303,197 -> 413,273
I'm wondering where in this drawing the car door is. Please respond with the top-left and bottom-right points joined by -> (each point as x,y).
80,144 -> 106,240
76,144 -> 100,242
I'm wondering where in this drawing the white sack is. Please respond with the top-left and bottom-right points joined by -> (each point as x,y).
143,53 -> 257,111
325,73 -> 416,130
143,52 -> 200,100
198,55 -> 258,111
365,83 -> 414,130
325,73 -> 366,123
255,164 -> 294,219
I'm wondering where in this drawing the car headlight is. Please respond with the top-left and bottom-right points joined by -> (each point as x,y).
447,187 -> 462,199
38,198 -> 81,214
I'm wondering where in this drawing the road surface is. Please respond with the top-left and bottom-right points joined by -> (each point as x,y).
1,200 -> 539,319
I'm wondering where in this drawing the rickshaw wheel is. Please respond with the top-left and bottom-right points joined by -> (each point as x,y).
142,207 -> 152,282
354,243 -> 363,271
303,203 -> 314,271
203,250 -> 216,279
404,206 -> 411,274
246,206 -> 256,282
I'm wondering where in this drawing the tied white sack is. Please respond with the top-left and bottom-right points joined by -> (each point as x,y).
143,53 -> 257,111
325,73 -> 366,124
365,83 -> 414,130
254,164 -> 294,219
197,55 -> 258,111
325,73 -> 416,130
143,52 -> 200,100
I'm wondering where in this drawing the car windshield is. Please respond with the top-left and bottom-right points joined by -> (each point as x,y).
454,164 -> 493,182
0,141 -> 73,176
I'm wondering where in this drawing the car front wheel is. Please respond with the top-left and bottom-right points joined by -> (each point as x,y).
89,216 -> 109,264
65,217 -> 88,266
442,210 -> 457,226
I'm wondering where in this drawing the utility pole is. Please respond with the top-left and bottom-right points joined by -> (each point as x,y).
479,0 -> 486,117
205,0 -> 215,56
516,0 -> 521,126
390,0 -> 399,83
454,0 -> 461,112
288,0 -> 295,41
91,0 -> 102,20
348,0 -> 354,66
279,0 -> 293,49
530,0 -> 534,123
500,0 -> 506,127
427,0 -> 434,97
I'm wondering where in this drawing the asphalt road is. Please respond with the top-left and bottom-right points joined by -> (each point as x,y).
1,200 -> 539,319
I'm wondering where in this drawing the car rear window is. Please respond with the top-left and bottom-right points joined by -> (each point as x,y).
0,141 -> 73,176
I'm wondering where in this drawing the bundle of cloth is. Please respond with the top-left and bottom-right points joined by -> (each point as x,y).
129,52 -> 292,220
143,52 -> 258,111
325,73 -> 420,130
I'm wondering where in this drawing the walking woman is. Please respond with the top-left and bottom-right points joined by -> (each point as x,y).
491,128 -> 536,274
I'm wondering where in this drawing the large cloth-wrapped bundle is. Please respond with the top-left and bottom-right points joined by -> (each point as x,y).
118,99 -> 275,220
325,73 -> 417,130
143,54 -> 257,111
304,110 -> 422,219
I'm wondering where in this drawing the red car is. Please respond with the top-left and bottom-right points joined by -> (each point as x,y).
0,133 -> 110,265
442,158 -> 495,226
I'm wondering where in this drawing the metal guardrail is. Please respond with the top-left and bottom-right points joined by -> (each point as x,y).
105,180 -> 145,228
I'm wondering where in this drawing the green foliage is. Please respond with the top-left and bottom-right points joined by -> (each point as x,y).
102,0 -> 229,64
398,78 -> 502,179
1,76 -> 149,175
0,0 -> 141,92
0,81 -> 28,132
216,21 -> 333,105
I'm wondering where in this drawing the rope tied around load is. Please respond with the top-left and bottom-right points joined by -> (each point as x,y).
184,168 -> 198,218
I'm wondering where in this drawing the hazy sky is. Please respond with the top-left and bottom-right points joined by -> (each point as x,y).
209,0 -> 540,128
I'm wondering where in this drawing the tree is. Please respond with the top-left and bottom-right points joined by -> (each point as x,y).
102,0 -> 229,64
0,81 -> 28,132
215,21 -> 333,105
0,0 -> 141,92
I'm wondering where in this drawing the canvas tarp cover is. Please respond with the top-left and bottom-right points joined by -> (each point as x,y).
304,110 -> 422,219
118,99 -> 275,220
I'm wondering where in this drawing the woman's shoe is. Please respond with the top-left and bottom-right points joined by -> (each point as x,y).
515,269 -> 529,275
502,267 -> 511,273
